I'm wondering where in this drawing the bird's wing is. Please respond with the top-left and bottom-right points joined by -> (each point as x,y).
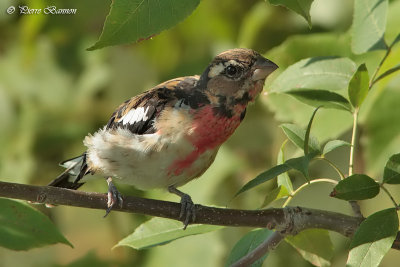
106,76 -> 206,135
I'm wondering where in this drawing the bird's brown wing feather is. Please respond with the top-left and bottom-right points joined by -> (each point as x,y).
106,76 -> 205,135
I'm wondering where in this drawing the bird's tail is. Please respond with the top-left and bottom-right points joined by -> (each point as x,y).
48,154 -> 90,190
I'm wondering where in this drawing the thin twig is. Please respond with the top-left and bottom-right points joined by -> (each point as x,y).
282,178 -> 338,207
369,39 -> 393,89
316,157 -> 345,180
230,231 -> 284,267
348,109 -> 359,177
348,108 -> 363,218
380,184 -> 399,209
372,65 -> 400,85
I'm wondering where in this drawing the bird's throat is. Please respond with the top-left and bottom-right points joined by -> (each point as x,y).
192,105 -> 242,150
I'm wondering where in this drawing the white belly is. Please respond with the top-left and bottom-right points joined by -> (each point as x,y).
83,127 -> 217,190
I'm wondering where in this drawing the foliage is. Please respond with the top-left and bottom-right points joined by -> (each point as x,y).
0,198 -> 72,250
286,229 -> 333,267
1,0 -> 400,266
347,208 -> 398,267
225,229 -> 273,267
115,218 -> 222,250
88,0 -> 200,50
330,174 -> 380,201
267,0 -> 314,28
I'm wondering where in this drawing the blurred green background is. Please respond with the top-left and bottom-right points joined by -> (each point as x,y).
1,0 -> 400,266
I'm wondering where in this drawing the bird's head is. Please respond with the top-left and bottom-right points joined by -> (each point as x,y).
199,48 -> 278,108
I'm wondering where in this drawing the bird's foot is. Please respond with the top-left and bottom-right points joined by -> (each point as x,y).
168,186 -> 196,230
179,194 -> 196,229
104,177 -> 123,217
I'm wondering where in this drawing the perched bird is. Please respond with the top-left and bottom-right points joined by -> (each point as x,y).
49,48 -> 278,228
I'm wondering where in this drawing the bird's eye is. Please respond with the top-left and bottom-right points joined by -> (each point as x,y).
225,65 -> 239,77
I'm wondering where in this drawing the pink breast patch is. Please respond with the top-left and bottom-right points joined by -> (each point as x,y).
168,106 -> 242,176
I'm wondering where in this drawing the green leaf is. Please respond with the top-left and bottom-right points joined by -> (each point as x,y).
304,107 -> 321,155
351,0 -> 388,54
347,237 -> 395,267
285,152 -> 319,181
277,140 -> 294,194
115,218 -> 222,250
265,94 -> 353,148
383,153 -> 400,184
280,124 -> 321,153
88,0 -> 200,50
264,36 -> 355,144
348,64 -> 369,108
236,152 -> 319,197
268,0 -> 313,28
0,198 -> 72,250
350,208 -> 398,248
364,87 -> 400,174
225,229 -> 273,267
287,89 -> 352,111
286,229 -> 333,267
347,208 -> 398,267
322,140 -> 351,155
261,186 -> 290,208
235,164 -> 291,197
386,2 -> 400,45
270,57 -> 357,93
330,174 -> 380,200
266,32 -> 353,69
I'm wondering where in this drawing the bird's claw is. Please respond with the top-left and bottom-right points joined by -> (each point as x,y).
179,194 -> 196,230
168,186 -> 196,229
104,177 -> 123,217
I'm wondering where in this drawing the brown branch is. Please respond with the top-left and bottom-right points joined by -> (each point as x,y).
0,181 -> 358,235
0,180 -> 399,251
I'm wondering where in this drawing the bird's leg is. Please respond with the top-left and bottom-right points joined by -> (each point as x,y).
168,185 -> 196,229
104,177 -> 123,217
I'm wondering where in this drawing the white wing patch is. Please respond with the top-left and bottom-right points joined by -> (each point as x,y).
120,106 -> 150,125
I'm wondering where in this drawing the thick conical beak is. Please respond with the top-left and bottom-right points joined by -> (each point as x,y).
252,56 -> 279,81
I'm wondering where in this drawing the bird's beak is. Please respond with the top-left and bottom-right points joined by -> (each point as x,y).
252,56 -> 279,81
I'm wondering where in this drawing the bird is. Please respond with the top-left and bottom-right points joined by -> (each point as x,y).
48,48 -> 278,228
